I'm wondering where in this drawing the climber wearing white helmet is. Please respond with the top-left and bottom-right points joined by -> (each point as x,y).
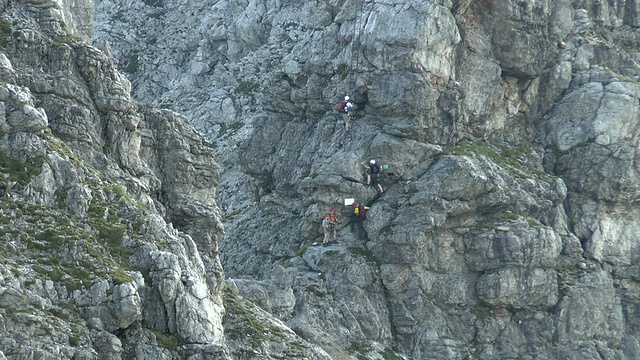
363,159 -> 384,194
337,94 -> 355,132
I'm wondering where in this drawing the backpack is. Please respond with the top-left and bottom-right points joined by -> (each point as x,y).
328,213 -> 337,223
352,203 -> 367,219
337,100 -> 346,112
322,218 -> 333,229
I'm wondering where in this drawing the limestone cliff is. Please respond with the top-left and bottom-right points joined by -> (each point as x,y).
92,0 -> 640,359
0,0 -> 329,359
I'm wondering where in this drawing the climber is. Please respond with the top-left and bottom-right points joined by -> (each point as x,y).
327,207 -> 339,242
337,95 -> 355,132
363,159 -> 384,194
351,201 -> 369,220
322,212 -> 335,246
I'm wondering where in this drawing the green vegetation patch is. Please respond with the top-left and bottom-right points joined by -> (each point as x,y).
54,188 -> 68,209
236,80 -> 259,94
111,268 -> 134,285
46,138 -> 77,160
106,183 -> 147,211
305,284 -> 326,298
500,142 -> 532,159
0,151 -> 44,187
443,141 -> 552,181
225,206 -> 248,221
123,53 -> 139,74
109,184 -> 127,197
556,262 -> 584,298
470,306 -> 494,321
217,121 -> 244,139
22,179 -> 140,293
223,285 -> 306,356
337,63 -> 349,80
381,347 -> 403,360
0,138 -> 156,300
35,228 -> 68,247
69,332 -> 82,346
0,17 -> 11,47
349,339 -> 373,355
33,263 -> 64,281
144,0 -> 164,7
87,196 -> 130,260
153,330 -> 180,350
53,28 -> 83,46
296,239 -> 316,256
96,223 -> 126,249
63,267 -> 93,292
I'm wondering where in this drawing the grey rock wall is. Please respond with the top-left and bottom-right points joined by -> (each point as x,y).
0,1 -> 330,359
86,0 -> 640,359
0,5 -> 226,356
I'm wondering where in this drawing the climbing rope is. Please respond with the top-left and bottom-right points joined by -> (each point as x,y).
340,0 -> 368,148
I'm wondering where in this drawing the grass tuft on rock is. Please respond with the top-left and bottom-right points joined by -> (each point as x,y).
223,285 -> 307,357
0,17 -> 11,47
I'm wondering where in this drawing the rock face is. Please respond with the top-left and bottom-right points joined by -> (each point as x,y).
94,0 -> 640,359
0,0 -> 226,357
92,0 -> 640,359
0,1 -> 330,359
2,0 -> 638,359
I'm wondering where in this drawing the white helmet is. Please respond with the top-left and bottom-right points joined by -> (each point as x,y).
369,159 -> 375,164
345,96 -> 350,100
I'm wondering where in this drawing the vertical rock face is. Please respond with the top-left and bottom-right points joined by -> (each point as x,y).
0,1 -> 330,359
0,1 -> 227,359
64,0 -> 640,359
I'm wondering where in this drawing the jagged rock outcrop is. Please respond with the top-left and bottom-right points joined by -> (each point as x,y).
0,3 -> 226,356
1,0 -> 639,358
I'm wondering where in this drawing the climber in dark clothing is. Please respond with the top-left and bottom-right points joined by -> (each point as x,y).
363,159 -> 384,194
